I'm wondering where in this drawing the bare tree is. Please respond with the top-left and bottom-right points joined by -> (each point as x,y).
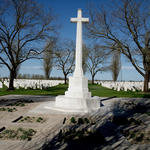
110,50 -> 121,81
87,44 -> 109,84
86,0 -> 150,92
54,41 -> 75,84
43,38 -> 56,79
0,0 -> 55,90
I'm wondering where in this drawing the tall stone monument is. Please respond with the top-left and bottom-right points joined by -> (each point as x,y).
55,9 -> 100,113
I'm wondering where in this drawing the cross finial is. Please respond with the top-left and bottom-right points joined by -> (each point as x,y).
77,9 -> 82,18
70,9 -> 89,23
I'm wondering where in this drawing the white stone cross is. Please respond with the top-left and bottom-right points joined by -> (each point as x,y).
70,9 -> 89,77
53,9 -> 100,113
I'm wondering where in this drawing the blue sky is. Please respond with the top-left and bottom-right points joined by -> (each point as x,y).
0,0 -> 144,81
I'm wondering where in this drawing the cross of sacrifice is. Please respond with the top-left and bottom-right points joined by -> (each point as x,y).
70,9 -> 89,77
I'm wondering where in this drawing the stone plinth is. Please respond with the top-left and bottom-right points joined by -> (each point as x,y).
65,76 -> 91,98
55,96 -> 100,113
55,76 -> 100,113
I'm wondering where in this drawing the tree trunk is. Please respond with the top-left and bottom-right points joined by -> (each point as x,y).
143,71 -> 150,92
92,75 -> 95,84
64,74 -> 67,84
8,70 -> 15,90
45,73 -> 49,80
45,68 -> 50,79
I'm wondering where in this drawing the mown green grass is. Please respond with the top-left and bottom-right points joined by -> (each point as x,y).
0,84 -> 68,96
0,84 -> 150,98
89,84 -> 150,98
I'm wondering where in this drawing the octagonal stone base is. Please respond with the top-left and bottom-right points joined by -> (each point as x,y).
55,95 -> 100,113
52,76 -> 100,113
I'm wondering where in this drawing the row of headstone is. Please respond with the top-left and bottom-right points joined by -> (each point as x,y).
0,82 -> 2,88
0,79 -> 64,89
95,81 -> 150,91
0,79 -> 148,92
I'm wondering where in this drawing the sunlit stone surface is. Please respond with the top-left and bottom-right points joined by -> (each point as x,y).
54,9 -> 100,113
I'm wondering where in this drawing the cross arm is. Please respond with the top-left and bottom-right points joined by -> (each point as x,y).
70,18 -> 89,23
82,18 -> 89,22
70,18 -> 78,23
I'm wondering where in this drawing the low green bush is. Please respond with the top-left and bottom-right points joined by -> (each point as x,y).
70,117 -> 76,124
0,128 -> 36,141
0,107 -> 17,112
77,118 -> 84,124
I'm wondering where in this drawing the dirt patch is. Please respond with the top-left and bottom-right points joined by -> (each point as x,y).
0,127 -> 36,141
0,95 -> 67,150
18,116 -> 46,123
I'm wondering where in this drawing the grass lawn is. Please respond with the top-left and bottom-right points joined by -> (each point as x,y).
0,84 -> 150,98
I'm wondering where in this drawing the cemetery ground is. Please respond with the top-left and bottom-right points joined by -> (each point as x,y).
0,84 -> 150,149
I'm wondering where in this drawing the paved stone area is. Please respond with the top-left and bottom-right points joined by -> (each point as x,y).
0,95 -> 116,150
0,95 -> 68,150
0,95 -> 147,150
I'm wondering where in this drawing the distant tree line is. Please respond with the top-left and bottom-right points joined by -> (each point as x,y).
17,74 -> 45,79
17,74 -> 64,80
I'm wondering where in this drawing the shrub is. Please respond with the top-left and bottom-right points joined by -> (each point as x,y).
19,116 -> 45,123
135,133 -> 144,142
84,118 -> 90,124
0,107 -> 17,112
0,128 -> 36,141
70,117 -> 76,124
0,108 -> 6,111
77,118 -> 84,124
36,117 -> 43,122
